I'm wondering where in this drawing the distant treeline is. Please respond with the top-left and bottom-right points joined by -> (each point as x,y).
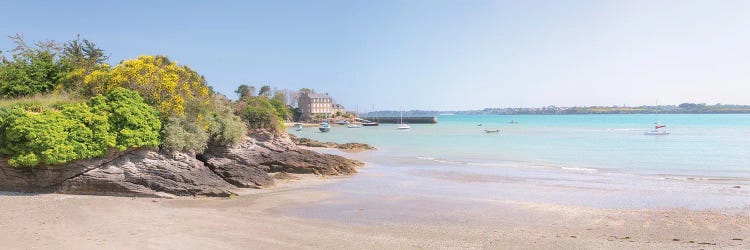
366,103 -> 750,116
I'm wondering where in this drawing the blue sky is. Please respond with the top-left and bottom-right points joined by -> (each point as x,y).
1,0 -> 749,110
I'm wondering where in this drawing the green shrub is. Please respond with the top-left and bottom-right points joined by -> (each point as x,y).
205,95 -> 246,146
241,96 -> 283,132
161,116 -> 209,154
98,88 -> 161,150
0,88 -> 161,167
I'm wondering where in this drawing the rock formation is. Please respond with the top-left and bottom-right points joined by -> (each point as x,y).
0,130 -> 362,198
289,134 -> 376,152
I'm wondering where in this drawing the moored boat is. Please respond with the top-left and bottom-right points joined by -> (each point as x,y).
644,123 -> 668,135
396,109 -> 410,130
319,122 -> 331,132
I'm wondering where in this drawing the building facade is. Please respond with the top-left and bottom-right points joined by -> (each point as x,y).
298,92 -> 335,120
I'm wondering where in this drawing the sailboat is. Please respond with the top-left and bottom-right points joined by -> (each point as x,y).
347,106 -> 362,128
397,109 -> 411,130
645,101 -> 669,135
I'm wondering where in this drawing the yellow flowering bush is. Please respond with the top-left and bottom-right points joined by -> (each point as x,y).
84,55 -> 210,117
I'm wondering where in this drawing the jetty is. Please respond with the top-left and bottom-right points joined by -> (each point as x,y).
358,116 -> 438,124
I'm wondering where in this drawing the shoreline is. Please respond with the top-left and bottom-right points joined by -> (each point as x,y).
1,170 -> 748,249
1,148 -> 748,248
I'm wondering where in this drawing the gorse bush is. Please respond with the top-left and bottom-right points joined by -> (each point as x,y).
83,55 -> 245,153
84,55 -> 210,117
0,88 -> 161,167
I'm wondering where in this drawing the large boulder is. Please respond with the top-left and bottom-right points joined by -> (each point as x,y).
199,130 -> 362,189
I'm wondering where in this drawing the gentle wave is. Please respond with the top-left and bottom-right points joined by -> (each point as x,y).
416,156 -> 601,173
559,167 -> 600,173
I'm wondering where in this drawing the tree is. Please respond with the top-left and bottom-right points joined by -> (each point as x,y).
272,90 -> 286,105
60,35 -> 109,90
235,84 -> 254,99
0,34 -> 69,98
258,85 -> 271,97
61,35 -> 108,69
241,96 -> 283,132
299,88 -> 313,94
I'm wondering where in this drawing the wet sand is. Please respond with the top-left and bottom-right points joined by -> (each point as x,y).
0,174 -> 748,249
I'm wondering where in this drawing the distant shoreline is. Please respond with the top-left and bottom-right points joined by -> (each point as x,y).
363,112 -> 750,116
365,104 -> 750,116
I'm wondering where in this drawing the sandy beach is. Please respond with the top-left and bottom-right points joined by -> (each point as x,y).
1,167 -> 749,249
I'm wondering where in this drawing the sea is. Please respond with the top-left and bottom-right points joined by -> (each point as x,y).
287,114 -> 750,212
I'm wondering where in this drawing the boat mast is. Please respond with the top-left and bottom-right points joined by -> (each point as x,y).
400,107 -> 403,125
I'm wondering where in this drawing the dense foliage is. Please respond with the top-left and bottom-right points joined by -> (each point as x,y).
0,88 -> 160,167
83,55 -> 211,116
0,41 -> 69,98
0,35 -> 254,166
82,55 -> 245,153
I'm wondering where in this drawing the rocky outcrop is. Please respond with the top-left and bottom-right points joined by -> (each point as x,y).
199,130 -> 362,189
289,134 -> 376,152
0,149 -> 235,198
0,130 -> 363,197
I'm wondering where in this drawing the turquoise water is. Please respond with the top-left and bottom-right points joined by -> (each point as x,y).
291,114 -> 750,177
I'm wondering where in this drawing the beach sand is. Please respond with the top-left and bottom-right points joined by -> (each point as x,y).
1,171 -> 748,249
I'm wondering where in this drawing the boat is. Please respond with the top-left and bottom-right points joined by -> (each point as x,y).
293,123 -> 303,131
319,122 -> 330,132
347,106 -> 362,128
644,123 -> 668,135
485,129 -> 500,133
508,120 -> 518,124
362,122 -> 379,126
397,109 -> 410,130
645,100 -> 668,135
335,120 -> 349,125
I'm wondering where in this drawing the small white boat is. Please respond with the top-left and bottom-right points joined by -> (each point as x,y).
293,123 -> 303,131
485,129 -> 500,133
397,109 -> 410,130
645,100 -> 668,135
319,122 -> 331,132
645,123 -> 669,135
347,124 -> 362,128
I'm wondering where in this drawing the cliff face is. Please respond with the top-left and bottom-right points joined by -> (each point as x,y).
0,130 -> 361,198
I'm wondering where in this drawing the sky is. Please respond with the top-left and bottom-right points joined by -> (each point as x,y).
1,0 -> 749,111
